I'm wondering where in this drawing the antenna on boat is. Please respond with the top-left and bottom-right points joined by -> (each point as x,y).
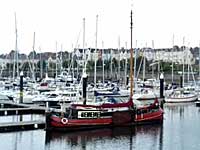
130,10 -> 134,99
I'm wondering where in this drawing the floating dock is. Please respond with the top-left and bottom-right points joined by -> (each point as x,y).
0,120 -> 45,132
0,108 -> 45,116
0,101 -> 48,132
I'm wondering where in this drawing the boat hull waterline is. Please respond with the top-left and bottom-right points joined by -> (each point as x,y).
46,99 -> 163,131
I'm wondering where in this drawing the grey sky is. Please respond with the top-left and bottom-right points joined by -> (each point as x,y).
0,0 -> 199,54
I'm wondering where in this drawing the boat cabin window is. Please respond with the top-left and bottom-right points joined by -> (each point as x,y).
40,82 -> 48,86
106,97 -> 117,104
48,94 -> 58,98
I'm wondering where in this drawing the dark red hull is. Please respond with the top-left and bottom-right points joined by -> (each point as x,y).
134,108 -> 163,124
45,97 -> 163,131
46,108 -> 163,131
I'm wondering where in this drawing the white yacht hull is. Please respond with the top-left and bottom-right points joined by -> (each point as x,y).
165,94 -> 197,103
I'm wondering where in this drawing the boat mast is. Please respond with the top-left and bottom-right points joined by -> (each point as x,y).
182,37 -> 185,87
152,40 -> 155,78
110,49 -> 113,80
39,47 -> 43,79
130,10 -> 134,98
156,41 -> 160,79
76,45 -> 79,80
134,40 -> 137,88
118,36 -> 120,81
172,34 -> 174,83
55,41 -> 58,80
187,44 -> 189,83
60,44 -> 63,72
125,42 -> 128,86
72,45 -> 75,81
82,18 -> 85,75
13,12 -> 18,80
16,13 -> 19,79
94,15 -> 98,89
142,44 -> 146,81
32,32 -> 36,81
102,41 -> 105,84
158,49 -> 160,80
199,42 -> 200,79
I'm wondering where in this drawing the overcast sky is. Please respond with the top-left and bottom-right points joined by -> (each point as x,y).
0,0 -> 200,54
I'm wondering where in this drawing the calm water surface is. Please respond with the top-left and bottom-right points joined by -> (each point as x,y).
1,103 -> 200,150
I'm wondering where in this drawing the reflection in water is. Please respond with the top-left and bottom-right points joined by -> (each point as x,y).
45,124 -> 163,150
163,103 -> 200,150
165,103 -> 194,121
45,127 -> 134,150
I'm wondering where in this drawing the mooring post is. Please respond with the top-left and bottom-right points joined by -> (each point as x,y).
160,73 -> 164,99
82,72 -> 88,105
180,75 -> 183,88
45,111 -> 51,130
126,75 -> 129,87
19,71 -> 23,103
160,73 -> 164,108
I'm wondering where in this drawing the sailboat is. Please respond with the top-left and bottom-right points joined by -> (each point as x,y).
165,45 -> 198,103
45,11 -> 163,132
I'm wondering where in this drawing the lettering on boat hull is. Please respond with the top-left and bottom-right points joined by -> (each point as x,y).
78,111 -> 101,119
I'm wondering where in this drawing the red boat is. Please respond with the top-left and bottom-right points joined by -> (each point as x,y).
45,98 -> 163,131
45,11 -> 164,132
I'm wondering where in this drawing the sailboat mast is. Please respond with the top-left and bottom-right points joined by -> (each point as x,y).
39,47 -> 43,79
199,42 -> 200,79
125,42 -> 128,86
16,13 -> 19,78
142,45 -> 146,81
130,10 -> 134,98
32,32 -> 35,81
118,37 -> 120,81
13,12 -> 18,80
182,37 -> 185,87
55,41 -> 58,80
172,34 -> 174,83
94,15 -> 98,89
152,40 -> 155,78
102,41 -> 105,84
82,18 -> 85,75
72,45 -> 75,81
60,44 -> 63,72
187,45 -> 190,83
134,40 -> 137,88
158,50 -> 160,79
110,49 -> 113,80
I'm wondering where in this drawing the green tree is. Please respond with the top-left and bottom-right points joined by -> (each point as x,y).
63,60 -> 69,69
86,60 -> 94,72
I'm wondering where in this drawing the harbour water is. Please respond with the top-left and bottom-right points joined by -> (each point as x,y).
0,103 -> 200,150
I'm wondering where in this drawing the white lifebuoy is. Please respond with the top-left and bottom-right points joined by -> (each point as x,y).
61,118 -> 68,124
